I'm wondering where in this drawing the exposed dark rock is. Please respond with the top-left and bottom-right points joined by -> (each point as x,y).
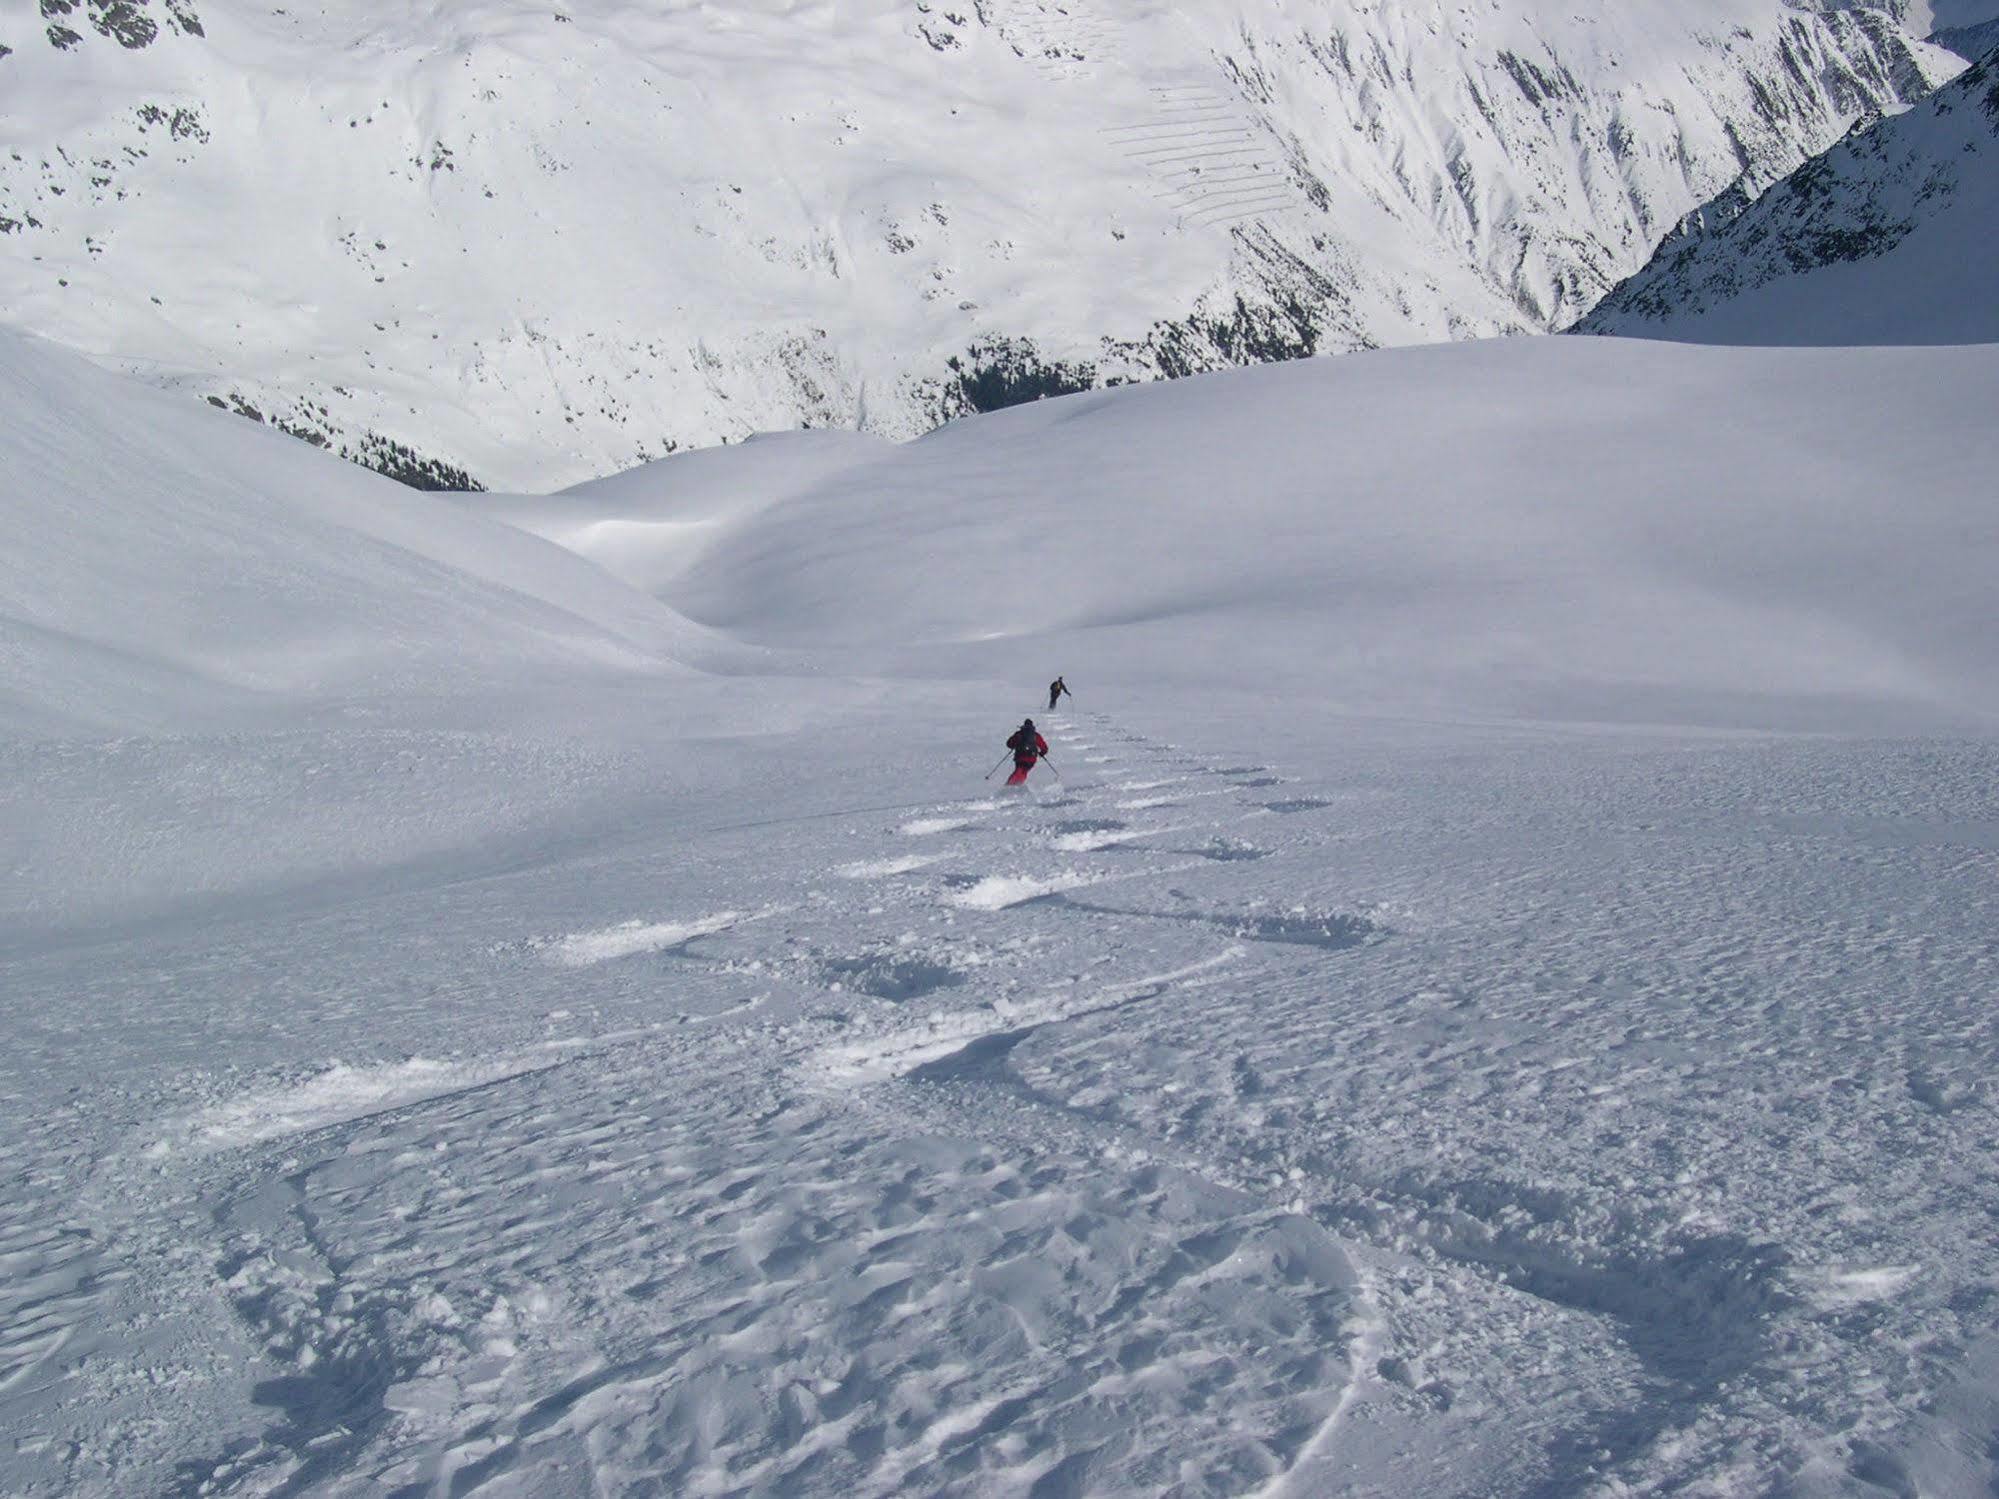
134,103 -> 209,142
344,433 -> 482,491
942,337 -> 1097,417
90,0 -> 158,49
924,222 -> 1368,427
1497,49 -> 1583,108
1128,227 -> 1359,379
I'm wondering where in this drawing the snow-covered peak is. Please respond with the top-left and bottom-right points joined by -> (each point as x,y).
1579,43 -> 1999,343
0,0 -> 1961,487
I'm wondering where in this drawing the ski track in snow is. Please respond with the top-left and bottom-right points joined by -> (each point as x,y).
900,815 -> 979,837
806,950 -> 1247,1089
10,713 -> 1999,1497
153,1056 -> 566,1156
10,711 -> 1396,1498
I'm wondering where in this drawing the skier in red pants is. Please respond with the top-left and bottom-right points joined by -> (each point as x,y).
1005,718 -> 1050,786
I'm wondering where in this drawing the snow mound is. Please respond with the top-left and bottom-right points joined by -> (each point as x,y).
838,855 -> 942,879
949,871 -> 1099,912
547,910 -> 754,967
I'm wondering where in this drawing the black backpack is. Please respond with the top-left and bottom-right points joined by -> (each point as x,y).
1007,725 -> 1034,755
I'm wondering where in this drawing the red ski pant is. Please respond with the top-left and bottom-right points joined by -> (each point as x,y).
1005,757 -> 1037,785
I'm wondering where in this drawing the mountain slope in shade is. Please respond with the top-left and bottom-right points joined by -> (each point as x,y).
1935,17 -> 1999,56
1580,46 -> 1999,343
0,0 -> 1964,487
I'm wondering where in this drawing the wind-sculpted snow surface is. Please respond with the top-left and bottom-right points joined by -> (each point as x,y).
10,707 -> 1999,1497
1583,43 -> 1999,343
0,0 -> 1965,485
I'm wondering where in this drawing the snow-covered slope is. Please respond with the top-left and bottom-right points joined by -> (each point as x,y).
6,334 -> 1999,1498
0,0 -> 1968,486
1581,44 -> 1999,343
0,327 -> 697,738
482,335 -> 1999,731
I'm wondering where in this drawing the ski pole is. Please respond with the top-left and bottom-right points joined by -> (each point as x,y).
984,752 -> 1012,780
1041,756 -> 1061,782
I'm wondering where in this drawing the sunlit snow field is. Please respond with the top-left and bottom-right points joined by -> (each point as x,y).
5,328 -> 1999,1496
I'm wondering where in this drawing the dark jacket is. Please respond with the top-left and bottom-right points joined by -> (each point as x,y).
1007,728 -> 1050,761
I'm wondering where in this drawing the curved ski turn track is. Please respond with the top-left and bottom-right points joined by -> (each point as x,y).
6,711 -> 1999,1496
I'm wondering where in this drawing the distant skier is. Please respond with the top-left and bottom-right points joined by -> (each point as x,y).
1047,676 -> 1070,711
1005,718 -> 1050,786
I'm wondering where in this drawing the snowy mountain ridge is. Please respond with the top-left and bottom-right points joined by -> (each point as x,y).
0,0 -> 1977,487
1581,40 -> 1999,342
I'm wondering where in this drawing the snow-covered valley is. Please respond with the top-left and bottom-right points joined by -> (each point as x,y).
0,0 -> 1982,487
6,309 -> 1999,1496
